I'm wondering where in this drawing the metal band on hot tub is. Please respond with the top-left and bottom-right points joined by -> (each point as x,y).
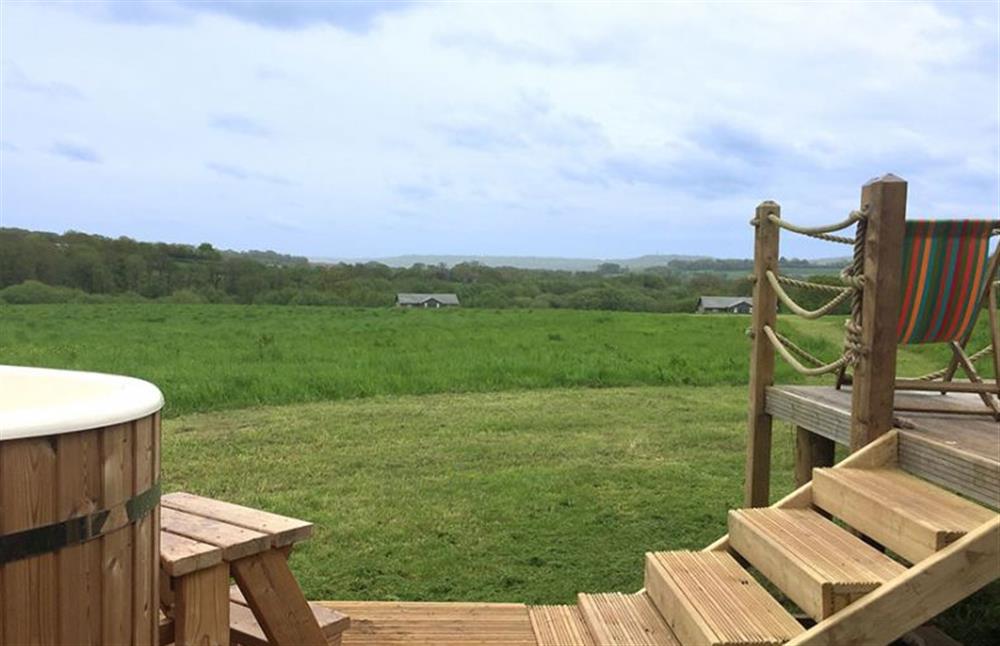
0,481 -> 161,565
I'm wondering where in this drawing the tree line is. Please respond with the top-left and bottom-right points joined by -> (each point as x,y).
0,228 -> 845,313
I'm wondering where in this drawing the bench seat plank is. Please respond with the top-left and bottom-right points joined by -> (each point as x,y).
163,492 -> 313,547
160,530 -> 224,577
161,507 -> 271,561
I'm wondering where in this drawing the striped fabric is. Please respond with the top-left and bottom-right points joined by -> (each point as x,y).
897,219 -> 998,345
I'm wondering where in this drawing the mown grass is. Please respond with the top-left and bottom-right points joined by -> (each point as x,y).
163,386 -> 784,601
163,386 -> 997,645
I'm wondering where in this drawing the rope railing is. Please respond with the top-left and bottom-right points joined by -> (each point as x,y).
765,271 -> 856,320
915,343 -> 995,381
750,206 -> 870,378
762,325 -> 855,376
763,208 -> 868,245
771,275 -> 852,293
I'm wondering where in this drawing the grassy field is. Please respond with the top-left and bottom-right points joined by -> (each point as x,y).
2,304 -> 995,642
164,386 -> 996,645
0,304 -> 978,417
164,386 -> 773,602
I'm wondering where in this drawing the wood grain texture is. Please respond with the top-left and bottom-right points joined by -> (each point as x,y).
787,516 -> 1000,646
645,550 -> 803,646
102,421 -> 135,645
1,412 -> 160,645
175,562 -> 231,646
529,605 -> 595,646
851,174 -> 907,450
794,426 -> 835,487
746,200 -> 781,507
231,548 -> 327,645
1,437 -> 58,645
728,508 -> 905,620
768,385 -> 999,507
161,531 -> 224,578
57,428 -> 103,645
160,507 -> 271,561
321,600 -> 537,646
162,492 -> 312,548
705,430 -> 898,554
230,584 -> 349,645
133,415 -> 158,646
812,467 -> 995,563
577,592 -> 679,645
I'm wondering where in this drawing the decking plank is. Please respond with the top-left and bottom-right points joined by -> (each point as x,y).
321,601 -> 537,645
767,385 -> 999,507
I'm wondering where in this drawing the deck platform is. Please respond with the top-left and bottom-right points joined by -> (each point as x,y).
767,385 -> 999,507
320,600 -> 539,645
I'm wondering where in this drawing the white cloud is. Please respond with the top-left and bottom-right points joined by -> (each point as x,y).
1,0 -> 996,258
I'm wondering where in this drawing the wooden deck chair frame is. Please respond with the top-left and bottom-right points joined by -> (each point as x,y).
839,226 -> 1000,419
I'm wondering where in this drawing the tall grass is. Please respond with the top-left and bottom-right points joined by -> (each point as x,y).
2,304 -> 979,416
0,305 -> 811,416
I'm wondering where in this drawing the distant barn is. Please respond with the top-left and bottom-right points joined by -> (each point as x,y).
696,296 -> 753,314
396,293 -> 461,308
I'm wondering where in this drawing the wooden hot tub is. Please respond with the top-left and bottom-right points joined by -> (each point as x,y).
0,365 -> 164,644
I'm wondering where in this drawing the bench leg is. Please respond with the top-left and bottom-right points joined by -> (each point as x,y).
231,549 -> 327,645
175,563 -> 231,646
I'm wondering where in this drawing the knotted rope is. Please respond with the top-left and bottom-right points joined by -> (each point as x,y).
747,206 -> 872,377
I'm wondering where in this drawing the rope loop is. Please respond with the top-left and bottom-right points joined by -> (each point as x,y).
762,325 -> 855,376
775,274 -> 855,294
766,271 -> 855,320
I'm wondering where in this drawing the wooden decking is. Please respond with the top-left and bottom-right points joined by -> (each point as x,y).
320,601 -> 539,645
767,385 -> 999,507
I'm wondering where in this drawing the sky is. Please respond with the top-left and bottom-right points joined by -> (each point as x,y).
1,0 -> 998,260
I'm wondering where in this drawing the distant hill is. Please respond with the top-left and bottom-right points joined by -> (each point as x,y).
311,254 -> 710,271
310,253 -> 850,271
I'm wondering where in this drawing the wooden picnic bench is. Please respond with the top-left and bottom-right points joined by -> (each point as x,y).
158,492 -> 349,646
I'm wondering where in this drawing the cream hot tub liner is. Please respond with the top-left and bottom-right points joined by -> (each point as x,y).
0,364 -> 164,440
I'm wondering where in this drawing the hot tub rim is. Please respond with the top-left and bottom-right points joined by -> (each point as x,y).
0,364 -> 165,440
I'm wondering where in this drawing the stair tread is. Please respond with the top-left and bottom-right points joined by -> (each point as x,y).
529,605 -> 596,646
646,550 -> 803,645
731,508 -> 907,585
577,592 -> 680,646
816,468 -> 995,533
812,467 -> 997,564
728,508 -> 908,620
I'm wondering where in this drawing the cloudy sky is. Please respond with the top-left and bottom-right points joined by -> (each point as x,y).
1,1 -> 997,259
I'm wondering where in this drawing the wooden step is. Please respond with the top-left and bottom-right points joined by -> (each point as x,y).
645,551 -> 804,645
812,467 -> 996,563
577,592 -> 680,645
728,508 -> 907,620
529,605 -> 596,645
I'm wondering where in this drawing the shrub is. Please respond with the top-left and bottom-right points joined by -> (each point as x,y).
0,280 -> 89,304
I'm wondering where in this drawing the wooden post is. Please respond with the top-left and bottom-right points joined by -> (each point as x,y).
745,201 -> 780,507
794,427 -> 835,487
850,174 -> 907,451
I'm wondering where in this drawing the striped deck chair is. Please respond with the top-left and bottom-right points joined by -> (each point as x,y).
892,219 -> 1000,417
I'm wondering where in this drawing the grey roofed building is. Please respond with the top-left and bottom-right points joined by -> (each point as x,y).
395,293 -> 461,308
696,296 -> 753,314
